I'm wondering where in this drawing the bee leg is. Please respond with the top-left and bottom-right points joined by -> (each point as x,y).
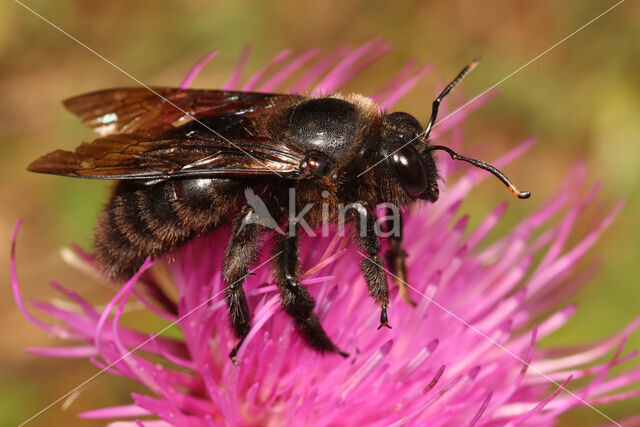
351,202 -> 391,329
384,210 -> 416,306
223,206 -> 266,365
275,232 -> 348,357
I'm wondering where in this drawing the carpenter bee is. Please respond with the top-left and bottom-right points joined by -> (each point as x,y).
28,59 -> 529,362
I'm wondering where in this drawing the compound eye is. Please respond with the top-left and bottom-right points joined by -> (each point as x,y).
391,144 -> 428,198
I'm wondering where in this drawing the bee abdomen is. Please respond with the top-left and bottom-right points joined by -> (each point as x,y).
95,181 -> 182,280
95,208 -> 149,280
95,179 -> 239,281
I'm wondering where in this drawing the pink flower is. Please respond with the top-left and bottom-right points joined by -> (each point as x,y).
12,40 -> 640,426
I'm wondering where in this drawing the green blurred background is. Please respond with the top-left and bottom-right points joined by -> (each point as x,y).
1,1 -> 639,425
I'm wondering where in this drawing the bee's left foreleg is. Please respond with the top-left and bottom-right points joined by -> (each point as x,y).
351,202 -> 391,329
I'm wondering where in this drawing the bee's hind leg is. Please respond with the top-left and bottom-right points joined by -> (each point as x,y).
275,231 -> 348,357
223,206 -> 266,364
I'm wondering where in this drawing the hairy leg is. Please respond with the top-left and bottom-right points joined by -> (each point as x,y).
223,206 -> 266,363
274,232 -> 347,356
351,201 -> 391,329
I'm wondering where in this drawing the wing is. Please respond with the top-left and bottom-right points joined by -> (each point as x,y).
27,130 -> 308,180
62,87 -> 296,135
29,88 -> 309,180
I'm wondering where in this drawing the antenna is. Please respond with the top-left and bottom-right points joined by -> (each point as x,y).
424,57 -> 481,140
424,145 -> 530,199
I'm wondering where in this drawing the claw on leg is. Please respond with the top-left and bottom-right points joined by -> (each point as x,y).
377,306 -> 392,330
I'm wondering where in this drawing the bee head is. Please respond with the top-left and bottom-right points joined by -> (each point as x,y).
382,110 -> 531,202
379,58 -> 530,203
382,112 -> 439,202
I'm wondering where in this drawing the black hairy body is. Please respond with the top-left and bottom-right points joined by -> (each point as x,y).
28,60 -> 529,362
96,178 -> 240,279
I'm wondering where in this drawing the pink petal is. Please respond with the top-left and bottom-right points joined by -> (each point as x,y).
378,62 -> 434,110
371,58 -> 418,101
79,404 -> 151,419
313,38 -> 391,95
27,345 -> 98,358
289,46 -> 350,94
242,49 -> 292,91
179,50 -> 218,89
257,48 -> 319,92
221,45 -> 251,90
10,220 -> 76,338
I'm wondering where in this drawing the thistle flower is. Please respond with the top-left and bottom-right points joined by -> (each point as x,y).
12,40 -> 640,426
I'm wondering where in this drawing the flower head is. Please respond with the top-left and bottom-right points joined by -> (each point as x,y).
13,40 -> 640,426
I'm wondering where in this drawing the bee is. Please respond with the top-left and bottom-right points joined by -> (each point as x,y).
28,59 -> 529,362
